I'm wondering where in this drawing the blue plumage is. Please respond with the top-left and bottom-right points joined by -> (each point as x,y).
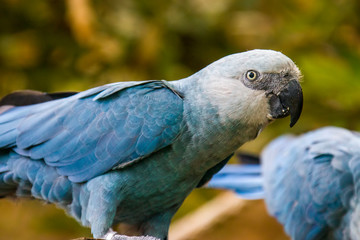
2,81 -> 184,182
0,50 -> 303,239
209,127 -> 360,240
1,150 -> 73,203
262,127 -> 360,240
207,164 -> 264,199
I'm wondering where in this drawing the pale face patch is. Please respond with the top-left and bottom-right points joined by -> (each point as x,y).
202,76 -> 270,127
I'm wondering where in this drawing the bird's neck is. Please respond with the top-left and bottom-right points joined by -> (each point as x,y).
170,76 -> 269,171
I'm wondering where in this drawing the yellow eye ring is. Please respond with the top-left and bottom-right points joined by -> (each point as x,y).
246,70 -> 258,81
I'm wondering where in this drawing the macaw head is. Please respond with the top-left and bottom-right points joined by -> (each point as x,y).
196,49 -> 303,128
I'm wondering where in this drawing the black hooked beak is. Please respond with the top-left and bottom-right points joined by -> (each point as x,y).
268,80 -> 303,127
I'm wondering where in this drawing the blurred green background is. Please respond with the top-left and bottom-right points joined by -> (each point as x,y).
1,0 -> 360,239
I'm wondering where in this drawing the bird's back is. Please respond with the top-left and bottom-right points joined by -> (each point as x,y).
262,127 -> 360,240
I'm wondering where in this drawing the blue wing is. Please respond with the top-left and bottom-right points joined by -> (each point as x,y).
0,80 -> 184,182
262,127 -> 360,240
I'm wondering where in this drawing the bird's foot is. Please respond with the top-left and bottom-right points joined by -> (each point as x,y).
104,230 -> 160,240
107,235 -> 160,240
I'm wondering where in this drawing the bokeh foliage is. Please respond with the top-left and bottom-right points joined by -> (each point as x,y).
1,0 -> 360,239
2,0 -> 360,131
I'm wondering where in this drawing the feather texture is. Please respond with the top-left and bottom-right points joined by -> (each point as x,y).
261,127 -> 360,240
0,81 -> 184,182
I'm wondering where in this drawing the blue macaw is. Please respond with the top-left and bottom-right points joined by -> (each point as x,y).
209,126 -> 360,240
0,49 -> 303,240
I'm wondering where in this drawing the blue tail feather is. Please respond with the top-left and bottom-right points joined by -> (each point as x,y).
207,164 -> 264,199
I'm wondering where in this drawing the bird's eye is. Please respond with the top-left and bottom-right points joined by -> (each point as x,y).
246,70 -> 258,81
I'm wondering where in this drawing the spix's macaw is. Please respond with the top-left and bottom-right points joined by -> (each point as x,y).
0,50 -> 303,240
209,127 -> 360,240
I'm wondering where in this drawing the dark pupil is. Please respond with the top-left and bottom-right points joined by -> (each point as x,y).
249,72 -> 255,79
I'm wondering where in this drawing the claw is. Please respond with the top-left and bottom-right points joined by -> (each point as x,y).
109,234 -> 160,240
104,230 -> 117,240
102,230 -> 161,240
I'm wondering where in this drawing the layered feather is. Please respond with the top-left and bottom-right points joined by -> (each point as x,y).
262,127 -> 360,240
0,81 -> 184,182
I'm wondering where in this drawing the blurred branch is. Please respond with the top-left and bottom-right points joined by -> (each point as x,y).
169,191 -> 248,240
65,0 -> 96,46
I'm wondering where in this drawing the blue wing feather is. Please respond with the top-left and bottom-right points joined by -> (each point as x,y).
0,80 -> 184,182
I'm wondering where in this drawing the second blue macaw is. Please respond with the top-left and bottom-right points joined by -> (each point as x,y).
209,126 -> 360,240
0,50 -> 303,240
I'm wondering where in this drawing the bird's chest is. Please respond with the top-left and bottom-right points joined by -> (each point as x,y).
113,146 -> 202,223
112,120 -> 262,223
